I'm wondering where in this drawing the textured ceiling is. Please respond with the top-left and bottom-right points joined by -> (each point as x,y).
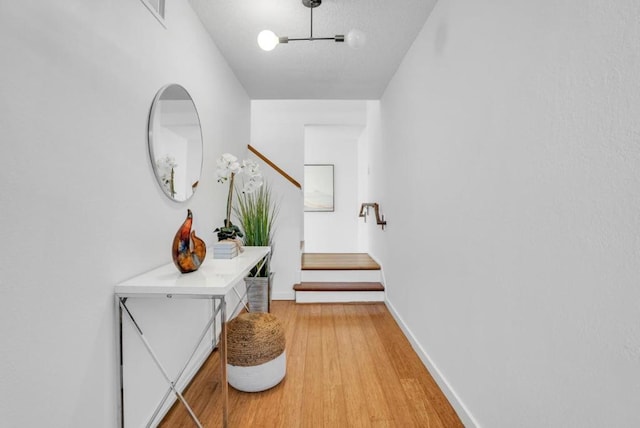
188,0 -> 437,99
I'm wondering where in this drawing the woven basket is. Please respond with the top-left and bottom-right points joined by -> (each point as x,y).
226,313 -> 286,392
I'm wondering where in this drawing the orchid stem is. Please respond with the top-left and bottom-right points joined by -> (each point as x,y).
225,173 -> 235,228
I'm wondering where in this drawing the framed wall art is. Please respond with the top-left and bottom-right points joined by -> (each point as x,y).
304,164 -> 334,212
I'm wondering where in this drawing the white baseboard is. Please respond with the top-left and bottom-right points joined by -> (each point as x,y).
295,290 -> 385,303
385,299 -> 479,428
273,291 -> 295,300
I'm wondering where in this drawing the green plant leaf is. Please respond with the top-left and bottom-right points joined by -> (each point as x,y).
233,181 -> 280,276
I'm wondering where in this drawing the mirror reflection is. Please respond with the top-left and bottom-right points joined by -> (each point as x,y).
148,84 -> 203,202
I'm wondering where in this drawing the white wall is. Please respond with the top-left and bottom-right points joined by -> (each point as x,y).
0,1 -> 249,426
356,115 -> 374,252
250,100 -> 366,298
368,0 -> 640,427
304,125 -> 363,253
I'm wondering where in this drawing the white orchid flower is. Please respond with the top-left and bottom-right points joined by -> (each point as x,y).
242,159 -> 261,177
216,153 -> 241,182
241,174 -> 264,194
217,152 -> 264,225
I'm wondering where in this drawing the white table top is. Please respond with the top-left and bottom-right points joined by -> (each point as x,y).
115,246 -> 271,297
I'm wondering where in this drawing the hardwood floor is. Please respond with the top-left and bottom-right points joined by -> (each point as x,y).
160,301 -> 463,428
301,253 -> 381,270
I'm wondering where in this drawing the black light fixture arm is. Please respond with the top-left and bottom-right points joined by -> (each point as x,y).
285,36 -> 343,42
259,0 -> 361,50
280,0 -> 345,43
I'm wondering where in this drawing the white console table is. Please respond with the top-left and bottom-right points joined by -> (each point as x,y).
115,246 -> 271,428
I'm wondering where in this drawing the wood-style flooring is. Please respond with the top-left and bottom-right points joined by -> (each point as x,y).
301,253 -> 381,270
160,301 -> 463,427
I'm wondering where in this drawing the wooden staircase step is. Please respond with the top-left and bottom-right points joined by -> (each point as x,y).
294,282 -> 384,292
296,253 -> 384,303
301,253 -> 380,271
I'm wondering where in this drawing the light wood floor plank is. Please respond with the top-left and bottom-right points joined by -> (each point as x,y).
160,301 -> 463,427
272,301 -> 309,427
332,304 -> 373,428
357,304 -> 438,428
301,253 -> 381,270
320,305 -> 348,427
345,304 -> 395,426
300,305 -> 324,427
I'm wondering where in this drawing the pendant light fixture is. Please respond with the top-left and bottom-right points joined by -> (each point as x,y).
258,0 -> 366,51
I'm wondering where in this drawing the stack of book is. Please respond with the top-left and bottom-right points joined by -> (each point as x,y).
213,241 -> 239,259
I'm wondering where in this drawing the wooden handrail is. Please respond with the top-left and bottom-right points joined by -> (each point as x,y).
248,145 -> 302,189
359,203 -> 387,230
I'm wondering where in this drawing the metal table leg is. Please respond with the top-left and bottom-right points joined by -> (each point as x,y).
117,295 -> 231,428
146,298 -> 221,426
220,297 -> 229,427
116,296 -> 124,428
119,298 -> 203,428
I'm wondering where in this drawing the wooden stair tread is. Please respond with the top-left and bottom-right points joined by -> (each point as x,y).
294,282 -> 384,292
301,253 -> 380,271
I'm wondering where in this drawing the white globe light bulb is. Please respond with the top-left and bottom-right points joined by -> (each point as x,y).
346,29 -> 366,49
258,30 -> 279,51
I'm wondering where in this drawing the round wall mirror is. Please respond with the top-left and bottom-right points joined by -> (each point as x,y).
148,84 -> 203,202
